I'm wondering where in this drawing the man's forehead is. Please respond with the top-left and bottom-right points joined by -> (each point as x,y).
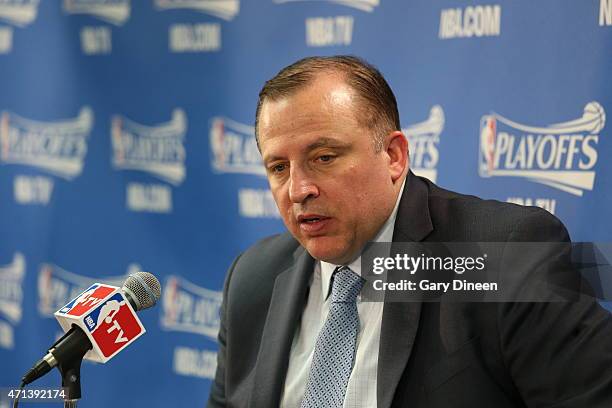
259,81 -> 359,130
325,82 -> 356,108
257,73 -> 366,158
262,73 -> 355,111
259,98 -> 323,126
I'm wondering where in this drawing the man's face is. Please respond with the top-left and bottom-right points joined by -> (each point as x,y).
258,73 -> 406,265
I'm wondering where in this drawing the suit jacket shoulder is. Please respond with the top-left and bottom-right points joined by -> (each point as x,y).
419,176 -> 569,242
229,232 -> 301,292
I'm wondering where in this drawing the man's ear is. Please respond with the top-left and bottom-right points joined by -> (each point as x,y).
386,131 -> 409,183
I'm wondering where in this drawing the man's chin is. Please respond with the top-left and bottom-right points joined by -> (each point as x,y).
302,239 -> 355,265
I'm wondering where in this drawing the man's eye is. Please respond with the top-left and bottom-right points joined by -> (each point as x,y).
270,163 -> 287,173
317,155 -> 335,163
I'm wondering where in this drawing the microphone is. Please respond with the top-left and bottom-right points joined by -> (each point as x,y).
21,272 -> 161,385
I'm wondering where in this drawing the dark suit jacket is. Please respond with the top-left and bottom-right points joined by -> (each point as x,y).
207,172 -> 612,408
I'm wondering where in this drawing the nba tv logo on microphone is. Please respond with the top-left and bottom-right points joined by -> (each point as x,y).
56,283 -> 146,362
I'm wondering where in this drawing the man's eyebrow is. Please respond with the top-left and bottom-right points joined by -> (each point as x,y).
263,137 -> 350,165
263,154 -> 283,166
305,137 -> 350,151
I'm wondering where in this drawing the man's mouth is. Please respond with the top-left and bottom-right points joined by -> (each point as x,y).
297,214 -> 331,233
297,214 -> 330,223
303,217 -> 323,223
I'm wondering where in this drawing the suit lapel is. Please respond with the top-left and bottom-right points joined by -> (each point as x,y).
249,248 -> 315,408
377,172 -> 433,408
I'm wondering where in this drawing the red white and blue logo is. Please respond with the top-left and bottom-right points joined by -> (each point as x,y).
58,284 -> 115,316
57,284 -> 145,359
84,292 -> 143,357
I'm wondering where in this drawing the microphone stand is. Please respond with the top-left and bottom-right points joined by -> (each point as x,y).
59,351 -> 84,408
50,326 -> 90,408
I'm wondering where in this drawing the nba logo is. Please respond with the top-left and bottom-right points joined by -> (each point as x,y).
479,116 -> 497,176
58,284 -> 115,316
209,117 -> 226,170
85,293 -> 144,358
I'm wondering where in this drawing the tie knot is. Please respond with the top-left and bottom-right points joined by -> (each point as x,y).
331,266 -> 364,303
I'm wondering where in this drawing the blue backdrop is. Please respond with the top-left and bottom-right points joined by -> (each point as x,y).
1,1 -> 611,407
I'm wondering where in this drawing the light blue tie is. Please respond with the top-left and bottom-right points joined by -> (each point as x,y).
300,266 -> 364,408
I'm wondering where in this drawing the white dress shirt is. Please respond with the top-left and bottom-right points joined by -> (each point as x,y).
280,180 -> 406,408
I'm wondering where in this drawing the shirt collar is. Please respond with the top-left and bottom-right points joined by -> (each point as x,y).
319,178 -> 406,299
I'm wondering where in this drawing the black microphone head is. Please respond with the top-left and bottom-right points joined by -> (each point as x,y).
122,272 -> 161,311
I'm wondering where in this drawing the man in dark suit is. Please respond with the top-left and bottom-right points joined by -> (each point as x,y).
207,56 -> 612,408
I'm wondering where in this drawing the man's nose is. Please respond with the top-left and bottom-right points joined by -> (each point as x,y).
288,166 -> 319,203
